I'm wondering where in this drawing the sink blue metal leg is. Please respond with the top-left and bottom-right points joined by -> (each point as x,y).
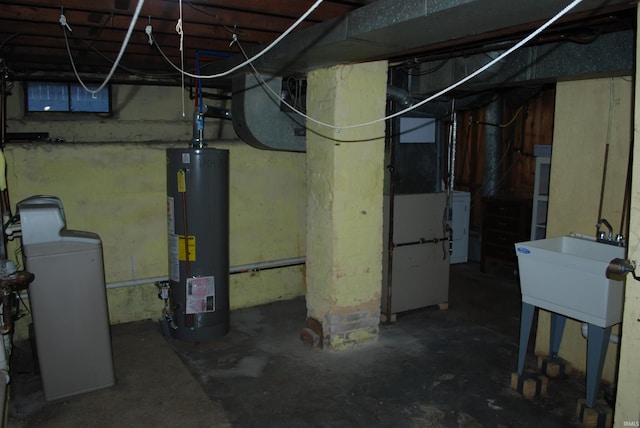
549,313 -> 567,360
586,324 -> 611,408
517,302 -> 536,374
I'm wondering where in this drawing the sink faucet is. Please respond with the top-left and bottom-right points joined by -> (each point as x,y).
596,218 -> 614,242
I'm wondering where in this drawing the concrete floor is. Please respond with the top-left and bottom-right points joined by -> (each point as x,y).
7,262 -> 608,427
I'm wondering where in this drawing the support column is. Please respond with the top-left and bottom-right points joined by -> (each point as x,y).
305,61 -> 388,350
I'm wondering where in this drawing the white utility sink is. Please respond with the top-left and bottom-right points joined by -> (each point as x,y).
515,236 -> 625,327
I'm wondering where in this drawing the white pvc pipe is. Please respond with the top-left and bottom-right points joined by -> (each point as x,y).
581,323 -> 620,344
230,257 -> 306,274
106,276 -> 171,290
17,257 -> 307,298
104,256 -> 307,289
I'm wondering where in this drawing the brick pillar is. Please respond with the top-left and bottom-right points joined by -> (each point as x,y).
305,61 -> 388,350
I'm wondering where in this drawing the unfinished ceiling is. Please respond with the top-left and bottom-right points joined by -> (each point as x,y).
0,0 -> 636,89
0,0 -> 374,85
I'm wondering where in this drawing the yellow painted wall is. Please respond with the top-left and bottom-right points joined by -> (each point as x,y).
4,83 -> 307,341
615,6 -> 640,423
305,61 -> 387,349
539,77 -> 632,383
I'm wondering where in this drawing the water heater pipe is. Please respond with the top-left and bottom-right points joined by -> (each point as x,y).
191,104 -> 232,147
229,256 -> 305,274
106,276 -> 171,289
98,256 -> 306,289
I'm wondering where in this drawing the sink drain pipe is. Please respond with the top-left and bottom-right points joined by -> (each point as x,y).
581,323 -> 620,344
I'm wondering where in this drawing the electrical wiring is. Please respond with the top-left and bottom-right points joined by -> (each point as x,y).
475,104 -> 524,128
402,54 -> 452,77
235,39 -> 342,132
61,0 -> 146,95
153,0 -> 325,80
463,102 -> 525,210
453,116 -> 473,191
334,0 -> 585,131
483,151 -> 522,196
59,0 -> 582,129
0,34 -> 20,52
479,137 -> 512,193
230,0 -> 583,136
64,32 -> 181,79
468,148 -> 521,211
185,1 -> 248,37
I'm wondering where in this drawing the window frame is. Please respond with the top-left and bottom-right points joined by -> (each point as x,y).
25,81 -> 112,115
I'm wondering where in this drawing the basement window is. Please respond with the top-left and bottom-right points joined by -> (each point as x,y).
26,82 -> 111,113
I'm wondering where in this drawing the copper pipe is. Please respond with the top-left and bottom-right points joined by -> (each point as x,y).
597,144 -> 609,235
619,140 -> 633,238
180,174 -> 191,278
385,105 -> 396,324
0,62 -> 10,257
179,168 -> 193,328
1,290 -> 12,334
1,61 -> 6,150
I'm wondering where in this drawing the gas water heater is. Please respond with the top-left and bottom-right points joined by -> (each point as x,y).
166,147 -> 230,342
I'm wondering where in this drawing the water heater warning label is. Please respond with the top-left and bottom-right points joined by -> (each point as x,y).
178,235 -> 196,261
168,233 -> 197,281
186,276 -> 215,314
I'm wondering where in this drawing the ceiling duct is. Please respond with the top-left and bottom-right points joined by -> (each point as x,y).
409,30 -> 634,96
231,26 -> 633,153
232,73 -> 307,152
215,0 -> 634,81
228,0 -> 634,152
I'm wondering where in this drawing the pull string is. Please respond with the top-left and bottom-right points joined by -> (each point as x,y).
152,0 -> 324,80
60,0 -> 145,94
176,0 -> 186,116
145,16 -> 153,45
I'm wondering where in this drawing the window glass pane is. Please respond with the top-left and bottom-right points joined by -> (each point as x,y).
26,82 -> 110,113
27,82 -> 68,111
70,84 -> 110,113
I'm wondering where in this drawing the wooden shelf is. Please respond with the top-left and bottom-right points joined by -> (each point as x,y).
531,156 -> 551,240
481,195 -> 532,272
